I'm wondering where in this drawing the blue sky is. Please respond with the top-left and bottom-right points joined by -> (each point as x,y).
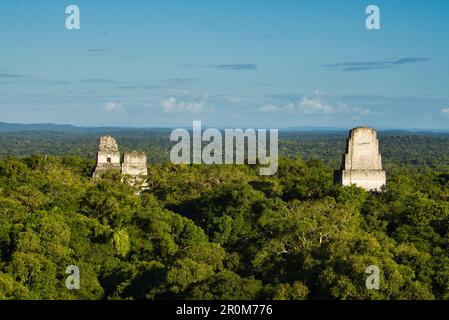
1,0 -> 449,129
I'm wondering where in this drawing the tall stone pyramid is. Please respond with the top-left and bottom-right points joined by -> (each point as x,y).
337,127 -> 386,192
93,136 -> 121,178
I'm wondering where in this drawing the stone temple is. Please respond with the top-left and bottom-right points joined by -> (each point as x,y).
93,136 -> 148,182
336,127 -> 386,192
93,136 -> 121,178
122,151 -> 148,177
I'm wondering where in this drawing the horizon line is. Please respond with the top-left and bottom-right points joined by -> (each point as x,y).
0,121 -> 448,133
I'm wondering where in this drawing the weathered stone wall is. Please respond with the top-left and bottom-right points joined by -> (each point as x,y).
343,127 -> 383,170
93,136 -> 121,178
337,127 -> 386,192
122,151 -> 148,177
341,169 -> 386,192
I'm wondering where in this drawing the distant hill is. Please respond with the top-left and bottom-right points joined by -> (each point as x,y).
283,126 -> 346,132
0,122 -> 80,133
0,122 -> 447,135
0,122 -> 171,134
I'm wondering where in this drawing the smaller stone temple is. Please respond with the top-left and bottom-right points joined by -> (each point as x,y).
122,151 -> 148,176
93,136 -> 148,186
336,127 -> 386,192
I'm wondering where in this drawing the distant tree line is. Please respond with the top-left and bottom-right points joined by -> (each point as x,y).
0,130 -> 448,170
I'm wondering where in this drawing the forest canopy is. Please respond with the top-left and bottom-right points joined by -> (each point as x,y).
0,131 -> 448,300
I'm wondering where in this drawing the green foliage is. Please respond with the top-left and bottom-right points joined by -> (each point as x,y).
113,230 -> 130,258
0,152 -> 448,300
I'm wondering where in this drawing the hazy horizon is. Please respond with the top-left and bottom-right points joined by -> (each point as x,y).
1,120 -> 449,133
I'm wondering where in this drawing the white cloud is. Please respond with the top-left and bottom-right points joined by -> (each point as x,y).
260,94 -> 373,117
284,102 -> 295,112
260,97 -> 335,115
170,89 -> 190,94
336,101 -> 350,113
160,97 -> 209,113
260,104 -> 282,113
228,97 -> 242,103
352,107 -> 372,116
103,101 -> 121,112
440,108 -> 449,119
298,96 -> 334,114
